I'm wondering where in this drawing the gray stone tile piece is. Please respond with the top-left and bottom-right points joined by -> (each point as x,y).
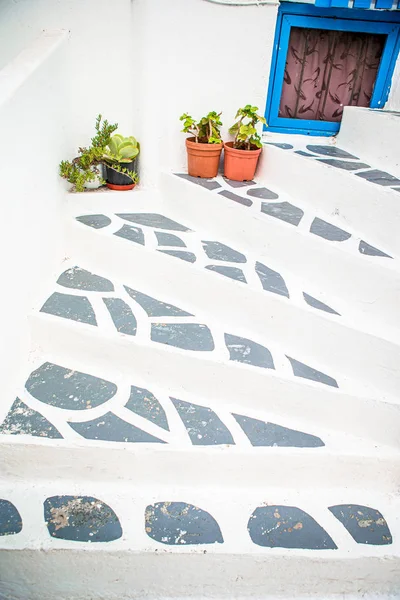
171,398 -> 234,445
310,218 -> 351,242
116,213 -> 191,231
306,145 -> 359,159
392,187 -> 400,192
76,214 -> 112,229
303,293 -> 340,316
286,356 -> 338,388
126,385 -> 169,431
113,224 -> 145,245
355,169 -> 400,186
124,286 -> 193,317
175,173 -> 222,190
295,150 -> 316,157
57,267 -> 114,292
157,249 -> 197,263
26,362 -> 117,410
218,190 -> 253,206
151,323 -> 215,351
202,241 -> 246,263
247,187 -> 279,200
223,177 -> 255,188
205,265 -> 247,284
0,397 -> 63,438
261,201 -> 304,226
44,496 -> 122,542
145,501 -> 223,545
266,142 -> 294,149
155,232 -> 187,247
248,505 -> 337,549
255,262 -> 289,298
225,334 -> 274,369
359,240 -> 392,258
40,292 -> 97,326
232,414 -> 324,447
0,500 -> 22,536
103,298 -> 137,335
329,504 -> 392,546
69,412 -> 166,443
317,159 -> 370,171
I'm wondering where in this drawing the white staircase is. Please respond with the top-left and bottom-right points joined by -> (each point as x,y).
1,139 -> 400,599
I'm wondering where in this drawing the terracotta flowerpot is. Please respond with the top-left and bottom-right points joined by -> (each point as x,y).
224,142 -> 262,182
186,137 -> 223,178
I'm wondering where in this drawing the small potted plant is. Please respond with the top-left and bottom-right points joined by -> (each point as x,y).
224,105 -> 266,181
102,134 -> 139,191
180,111 -> 223,178
59,115 -> 118,192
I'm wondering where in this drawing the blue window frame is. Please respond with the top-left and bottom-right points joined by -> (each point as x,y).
265,3 -> 400,135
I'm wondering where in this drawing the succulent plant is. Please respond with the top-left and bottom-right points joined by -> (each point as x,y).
103,134 -> 140,164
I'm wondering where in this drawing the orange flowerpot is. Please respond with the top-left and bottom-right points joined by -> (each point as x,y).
186,137 -> 223,178
223,142 -> 262,182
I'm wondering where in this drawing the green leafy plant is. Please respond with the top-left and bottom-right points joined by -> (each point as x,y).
59,114 -> 118,192
229,105 -> 267,150
179,111 -> 222,144
103,134 -> 140,164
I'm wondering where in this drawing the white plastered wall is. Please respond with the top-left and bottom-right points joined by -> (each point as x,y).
386,52 -> 400,111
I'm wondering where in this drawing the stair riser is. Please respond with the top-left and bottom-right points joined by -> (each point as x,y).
1,549 -> 399,599
258,147 -> 400,258
160,174 -> 400,340
1,442 -> 398,490
29,315 -> 400,448
62,224 -> 400,401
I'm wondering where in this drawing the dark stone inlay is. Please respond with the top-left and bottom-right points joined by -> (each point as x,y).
202,241 -> 246,263
126,385 -> 169,431
69,412 -> 166,443
76,214 -> 112,229
329,504 -> 392,546
145,501 -> 223,545
218,190 -> 253,207
261,201 -> 304,226
113,224 -> 145,245
44,496 -> 122,542
233,413 -> 324,447
40,292 -> 97,326
266,142 -> 294,149
355,169 -> 400,187
223,176 -> 255,188
303,293 -> 340,316
295,150 -> 316,157
306,145 -> 359,159
255,262 -> 289,298
171,398 -> 234,445
103,298 -> 137,335
0,397 -> 63,438
205,265 -> 247,283
116,213 -> 191,232
155,232 -> 186,248
247,187 -> 279,200
124,286 -> 193,317
286,356 -> 338,388
158,249 -> 197,263
310,218 -> 351,242
57,267 -> 114,292
359,240 -> 392,258
175,173 -> 222,191
248,506 -> 337,549
151,323 -> 215,351
0,500 -> 22,536
225,333 -> 274,369
317,159 -> 370,171
26,362 -> 117,410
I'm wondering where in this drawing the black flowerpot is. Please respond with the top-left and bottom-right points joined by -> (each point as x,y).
104,159 -> 137,190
